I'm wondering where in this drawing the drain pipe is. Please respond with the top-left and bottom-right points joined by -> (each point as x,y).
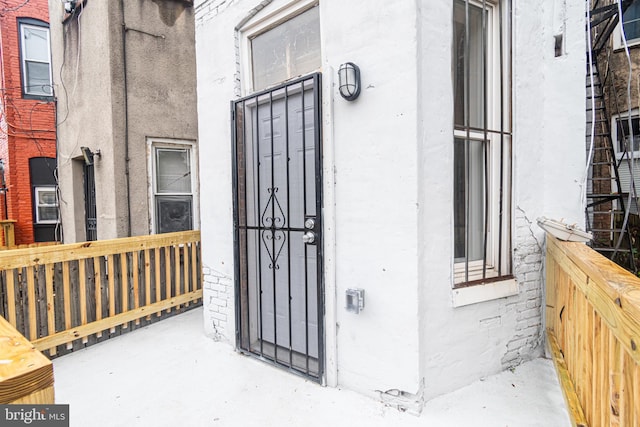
119,0 -> 132,237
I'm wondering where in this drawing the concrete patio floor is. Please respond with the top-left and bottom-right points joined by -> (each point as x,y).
53,309 -> 570,427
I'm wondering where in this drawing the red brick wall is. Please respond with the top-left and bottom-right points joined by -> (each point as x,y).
0,0 -> 56,244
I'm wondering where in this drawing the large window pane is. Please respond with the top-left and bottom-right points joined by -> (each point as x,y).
26,62 -> 52,95
38,206 -> 58,222
156,195 -> 193,233
454,0 -> 486,128
251,6 -> 320,90
156,149 -> 191,193
624,2 -> 640,41
454,138 -> 486,263
23,26 -> 49,61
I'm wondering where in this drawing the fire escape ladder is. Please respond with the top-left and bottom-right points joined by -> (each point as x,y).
585,0 -> 637,272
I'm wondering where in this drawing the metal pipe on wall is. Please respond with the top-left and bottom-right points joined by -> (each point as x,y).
120,0 -> 132,237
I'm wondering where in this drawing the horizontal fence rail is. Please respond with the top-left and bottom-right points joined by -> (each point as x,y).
545,234 -> 640,427
0,231 -> 202,356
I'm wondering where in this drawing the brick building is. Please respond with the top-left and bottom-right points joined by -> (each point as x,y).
0,0 -> 57,244
49,0 -> 198,243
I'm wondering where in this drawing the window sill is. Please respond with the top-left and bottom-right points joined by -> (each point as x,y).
22,93 -> 54,102
613,39 -> 640,52
452,277 -> 518,308
616,152 -> 640,160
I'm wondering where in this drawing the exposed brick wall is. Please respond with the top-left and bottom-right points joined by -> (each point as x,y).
501,208 -> 545,368
0,0 -> 57,244
195,0 -> 237,27
202,265 -> 233,341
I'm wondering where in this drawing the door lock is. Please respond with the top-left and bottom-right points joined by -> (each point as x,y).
304,218 -> 316,230
302,231 -> 316,244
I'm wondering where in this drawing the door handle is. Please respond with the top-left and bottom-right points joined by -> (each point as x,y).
302,231 -> 316,244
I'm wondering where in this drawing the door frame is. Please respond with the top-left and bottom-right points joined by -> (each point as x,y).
231,73 -> 325,382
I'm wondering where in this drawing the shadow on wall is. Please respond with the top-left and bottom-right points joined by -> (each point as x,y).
150,0 -> 189,26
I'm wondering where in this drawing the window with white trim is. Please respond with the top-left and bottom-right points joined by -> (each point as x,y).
151,142 -> 197,234
453,0 -> 512,285
19,20 -> 53,98
246,3 -> 320,92
612,112 -> 640,157
611,112 -> 640,206
34,186 -> 59,224
622,1 -> 640,45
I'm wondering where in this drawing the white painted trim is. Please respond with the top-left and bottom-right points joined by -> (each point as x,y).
34,186 -> 59,224
610,109 -> 640,159
613,22 -> 640,51
321,65 -> 337,388
451,277 -> 518,307
146,138 -> 200,234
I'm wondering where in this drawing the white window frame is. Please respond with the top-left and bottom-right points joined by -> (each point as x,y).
238,0 -> 319,95
34,186 -> 59,224
452,0 -> 512,286
147,138 -> 199,234
19,21 -> 53,98
611,109 -> 640,159
613,1 -> 640,49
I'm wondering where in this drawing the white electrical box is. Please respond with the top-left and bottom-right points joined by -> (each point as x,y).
345,288 -> 365,314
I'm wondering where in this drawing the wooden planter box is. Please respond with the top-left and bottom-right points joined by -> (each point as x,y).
0,316 -> 54,404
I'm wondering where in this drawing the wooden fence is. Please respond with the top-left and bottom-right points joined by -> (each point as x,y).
0,231 -> 202,357
0,315 -> 54,404
546,234 -> 640,427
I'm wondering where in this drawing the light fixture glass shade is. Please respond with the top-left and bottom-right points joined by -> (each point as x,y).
62,0 -> 76,13
81,147 -> 94,166
338,62 -> 361,101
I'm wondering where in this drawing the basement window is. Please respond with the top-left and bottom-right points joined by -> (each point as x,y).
452,0 -> 512,286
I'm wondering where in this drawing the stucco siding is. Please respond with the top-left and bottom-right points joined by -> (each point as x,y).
50,0 -> 198,242
197,0 -> 586,410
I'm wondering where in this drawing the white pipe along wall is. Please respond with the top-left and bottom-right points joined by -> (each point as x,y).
195,0 -> 585,412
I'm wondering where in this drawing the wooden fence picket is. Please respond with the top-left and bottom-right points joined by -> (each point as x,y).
0,231 -> 202,356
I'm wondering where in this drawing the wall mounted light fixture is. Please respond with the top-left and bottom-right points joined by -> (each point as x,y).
61,0 -> 76,14
338,62 -> 361,101
80,147 -> 101,166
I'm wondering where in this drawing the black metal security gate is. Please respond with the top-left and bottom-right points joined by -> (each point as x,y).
84,163 -> 97,241
232,73 -> 323,381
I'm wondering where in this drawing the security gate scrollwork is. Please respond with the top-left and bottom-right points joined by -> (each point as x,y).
232,74 -> 324,381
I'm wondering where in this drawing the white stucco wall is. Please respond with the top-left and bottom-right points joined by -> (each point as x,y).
322,0 -> 422,402
417,0 -> 585,401
196,0 -> 585,411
